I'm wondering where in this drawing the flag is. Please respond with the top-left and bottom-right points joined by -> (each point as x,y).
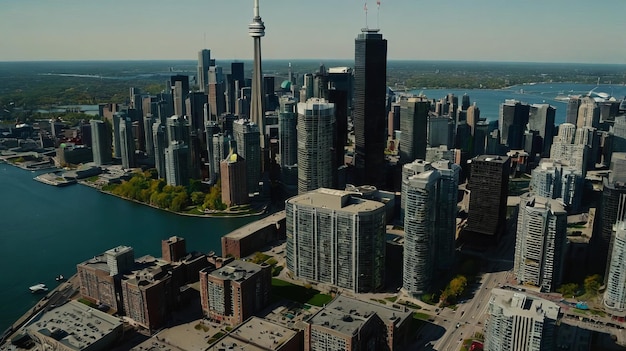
377,0 -> 381,6
364,2 -> 367,11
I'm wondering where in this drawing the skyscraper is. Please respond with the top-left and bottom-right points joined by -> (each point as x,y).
278,96 -> 297,168
402,159 -> 460,295
249,0 -> 266,162
604,221 -> 626,315
353,28 -> 387,188
286,188 -> 386,293
296,98 -> 335,194
170,75 -> 190,117
233,119 -> 261,194
499,99 -> 530,150
402,168 -> 439,295
118,116 -> 136,169
197,49 -> 211,92
484,289 -> 560,351
399,97 -> 429,164
528,104 -> 556,157
164,141 -> 190,186
90,119 -> 111,166
577,96 -> 599,129
514,194 -> 568,292
220,151 -> 248,206
153,121 -> 166,179
466,155 -> 510,241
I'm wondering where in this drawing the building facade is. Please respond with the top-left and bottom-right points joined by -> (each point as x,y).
296,98 -> 335,194
233,119 -> 261,194
353,28 -> 387,188
514,194 -> 568,292
199,260 -> 271,325
399,97 -> 429,164
465,155 -> 510,240
484,289 -> 560,351
286,188 -> 386,293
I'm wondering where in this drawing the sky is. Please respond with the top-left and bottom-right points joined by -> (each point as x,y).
0,0 -> 625,64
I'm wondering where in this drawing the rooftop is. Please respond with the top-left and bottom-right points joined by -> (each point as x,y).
25,300 -> 122,350
210,260 -> 265,282
287,188 -> 385,214
489,288 -> 560,321
227,317 -> 298,350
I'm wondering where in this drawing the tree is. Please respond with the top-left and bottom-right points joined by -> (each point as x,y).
557,283 -> 579,298
584,274 -> 602,296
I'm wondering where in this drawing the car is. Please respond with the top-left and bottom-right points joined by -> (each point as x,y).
456,323 -> 461,328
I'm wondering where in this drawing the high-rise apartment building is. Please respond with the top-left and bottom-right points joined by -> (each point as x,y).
530,160 -> 583,211
466,155 -> 510,240
402,168 -> 439,295
233,119 -> 261,194
604,221 -> 626,315
514,194 -> 568,292
143,114 -> 156,158
353,28 -> 387,188
199,260 -> 271,325
399,97 -> 429,164
297,98 -> 335,194
153,121 -> 166,179
402,160 -> 460,295
90,119 -> 111,166
118,116 -> 136,169
278,96 -> 297,168
164,141 -> 190,186
197,49 -> 211,92
170,75 -> 189,117
112,112 -> 123,158
286,188 -> 386,293
484,289 -> 560,351
220,151 -> 248,206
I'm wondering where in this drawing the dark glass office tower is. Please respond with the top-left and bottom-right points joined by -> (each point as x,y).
353,28 -> 387,188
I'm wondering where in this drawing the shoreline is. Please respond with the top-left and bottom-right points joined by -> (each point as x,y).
80,180 -> 268,219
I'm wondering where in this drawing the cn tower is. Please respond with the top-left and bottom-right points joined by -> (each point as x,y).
249,0 -> 265,151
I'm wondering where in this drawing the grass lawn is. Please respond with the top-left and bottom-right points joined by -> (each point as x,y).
413,312 -> 431,320
385,296 -> 398,303
271,278 -> 332,306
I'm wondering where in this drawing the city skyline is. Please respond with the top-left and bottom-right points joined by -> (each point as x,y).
1,0 -> 625,64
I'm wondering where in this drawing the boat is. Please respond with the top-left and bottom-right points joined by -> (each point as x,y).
29,283 -> 48,294
55,275 -> 65,282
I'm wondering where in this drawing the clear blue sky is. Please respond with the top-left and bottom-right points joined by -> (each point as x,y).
1,0 -> 624,63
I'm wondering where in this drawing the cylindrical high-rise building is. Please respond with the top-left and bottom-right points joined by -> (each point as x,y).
604,221 -> 626,315
296,98 -> 335,194
402,170 -> 439,295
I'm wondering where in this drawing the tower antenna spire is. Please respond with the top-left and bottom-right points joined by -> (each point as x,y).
364,2 -> 368,29
376,0 -> 381,29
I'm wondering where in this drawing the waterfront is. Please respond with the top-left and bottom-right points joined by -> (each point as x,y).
0,163 -> 256,332
415,82 -> 626,124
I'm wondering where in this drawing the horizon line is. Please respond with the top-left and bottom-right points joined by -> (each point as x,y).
1,58 -> 626,66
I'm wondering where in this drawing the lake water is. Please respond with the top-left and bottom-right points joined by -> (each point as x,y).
0,163 -> 256,332
414,82 -> 626,125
